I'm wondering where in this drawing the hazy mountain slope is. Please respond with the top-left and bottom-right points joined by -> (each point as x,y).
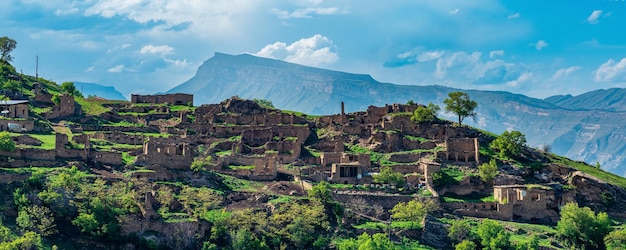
544,88 -> 626,111
74,82 -> 127,100
167,52 -> 626,176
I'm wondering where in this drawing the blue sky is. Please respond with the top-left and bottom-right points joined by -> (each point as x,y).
2,0 -> 626,99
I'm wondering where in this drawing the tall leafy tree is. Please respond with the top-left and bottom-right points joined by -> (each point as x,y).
0,36 -> 17,63
0,131 -> 15,152
490,130 -> 526,159
478,159 -> 499,184
476,219 -> 510,250
411,102 -> 440,123
556,203 -> 611,249
605,228 -> 626,250
443,91 -> 478,126
390,199 -> 438,228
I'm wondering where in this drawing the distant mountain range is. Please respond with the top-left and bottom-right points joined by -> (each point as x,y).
74,82 -> 126,100
166,52 -> 626,177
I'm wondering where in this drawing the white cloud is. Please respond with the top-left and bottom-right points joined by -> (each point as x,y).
86,66 -> 95,72
55,8 -> 79,15
489,50 -> 504,58
272,7 -> 345,19
595,58 -> 626,82
83,0 -> 261,37
552,66 -> 582,79
435,51 -> 482,78
507,12 -> 520,19
108,64 -> 125,73
530,40 -> 549,51
140,45 -> 174,56
255,34 -> 338,67
449,9 -> 459,15
587,10 -> 602,24
506,72 -> 532,87
417,51 -> 444,62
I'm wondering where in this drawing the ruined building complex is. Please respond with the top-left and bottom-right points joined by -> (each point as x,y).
3,92 -> 612,225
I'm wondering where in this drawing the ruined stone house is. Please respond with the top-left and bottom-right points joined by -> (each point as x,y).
131,93 -> 193,105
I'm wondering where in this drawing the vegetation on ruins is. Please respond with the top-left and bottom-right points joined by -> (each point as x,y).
556,202 -> 612,249
390,199 -> 438,228
478,159 -> 498,184
410,102 -> 440,123
490,130 -> 527,159
0,131 -> 15,152
60,82 -> 83,97
373,166 -> 405,187
443,91 -> 478,126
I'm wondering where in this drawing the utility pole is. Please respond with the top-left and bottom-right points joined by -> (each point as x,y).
35,55 -> 39,80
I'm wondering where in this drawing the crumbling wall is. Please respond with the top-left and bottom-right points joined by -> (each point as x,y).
45,94 -> 77,120
444,138 -> 479,163
131,93 -> 193,105
0,120 -> 35,132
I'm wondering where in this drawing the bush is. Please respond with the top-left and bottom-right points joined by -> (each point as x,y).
478,159 -> 498,184
490,130 -> 526,159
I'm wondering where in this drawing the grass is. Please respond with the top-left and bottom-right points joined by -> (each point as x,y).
268,196 -> 298,204
441,193 -> 496,203
217,173 -> 264,192
18,132 -> 56,149
404,135 -> 431,143
547,153 -> 626,189
227,165 -> 255,171
76,97 -> 111,115
353,220 -> 422,230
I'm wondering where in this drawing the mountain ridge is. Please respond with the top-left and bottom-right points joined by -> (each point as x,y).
167,52 -> 626,176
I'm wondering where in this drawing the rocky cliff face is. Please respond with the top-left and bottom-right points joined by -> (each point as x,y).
167,53 -> 626,177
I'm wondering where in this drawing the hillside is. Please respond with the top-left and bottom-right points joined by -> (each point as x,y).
544,88 -> 626,111
167,53 -> 626,177
73,82 -> 127,101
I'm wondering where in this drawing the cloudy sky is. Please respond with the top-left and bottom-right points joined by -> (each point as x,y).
3,0 -> 626,99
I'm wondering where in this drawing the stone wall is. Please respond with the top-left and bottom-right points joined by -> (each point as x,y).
444,138 -> 479,163
332,191 -> 436,209
74,131 -> 145,145
136,139 -> 193,169
45,94 -> 77,120
216,155 -> 278,181
0,119 -> 35,131
131,93 -> 193,105
0,102 -> 29,119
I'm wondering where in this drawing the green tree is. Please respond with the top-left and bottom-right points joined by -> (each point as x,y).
476,219 -> 510,250
16,205 -> 57,236
490,130 -> 526,159
411,102 -> 440,123
455,240 -> 477,250
373,166 -> 405,187
2,79 -> 21,93
0,131 -> 15,152
270,200 -> 329,248
390,199 -> 438,228
444,91 -> 478,126
556,202 -> 611,249
178,186 -> 223,218
230,229 -> 270,250
0,36 -> 17,63
448,219 -> 476,244
478,159 -> 499,184
253,98 -> 275,109
61,81 -> 83,97
605,228 -> 626,250
308,181 -> 332,204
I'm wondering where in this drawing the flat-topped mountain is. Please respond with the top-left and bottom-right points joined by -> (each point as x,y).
167,53 -> 626,177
